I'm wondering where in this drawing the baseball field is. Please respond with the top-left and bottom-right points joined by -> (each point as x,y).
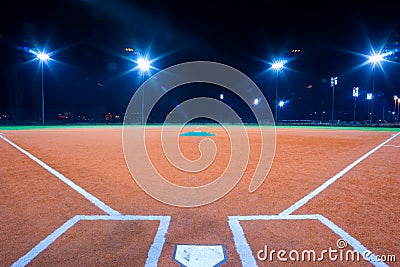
1,125 -> 399,266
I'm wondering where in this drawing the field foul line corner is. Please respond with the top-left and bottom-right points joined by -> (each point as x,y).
11,215 -> 171,267
279,132 -> 400,216
0,134 -> 120,216
228,214 -> 389,267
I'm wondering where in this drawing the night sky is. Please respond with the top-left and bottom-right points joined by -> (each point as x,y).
1,0 -> 400,122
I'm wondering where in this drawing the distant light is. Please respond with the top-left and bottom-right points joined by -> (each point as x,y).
367,93 -> 373,100
253,98 -> 259,105
330,76 -> 337,87
220,93 -> 224,100
37,52 -> 50,61
279,100 -> 285,107
137,57 -> 151,72
271,61 -> 285,70
352,87 -> 359,97
394,95 -> 398,100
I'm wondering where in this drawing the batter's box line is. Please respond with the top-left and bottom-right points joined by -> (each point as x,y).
228,214 -> 389,267
11,215 -> 171,267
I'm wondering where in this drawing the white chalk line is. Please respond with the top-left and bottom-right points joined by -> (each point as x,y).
2,134 -> 172,266
279,132 -> 400,216
0,134 -> 120,216
383,144 -> 400,148
11,216 -> 81,267
228,214 -> 389,267
11,215 -> 171,267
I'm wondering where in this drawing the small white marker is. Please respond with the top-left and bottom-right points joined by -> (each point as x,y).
174,245 -> 226,267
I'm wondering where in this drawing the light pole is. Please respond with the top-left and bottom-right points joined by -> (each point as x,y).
36,52 -> 50,125
397,98 -> 400,122
137,57 -> 151,124
219,93 -> 224,121
352,87 -> 359,123
330,76 -> 337,122
393,95 -> 398,122
367,52 -> 385,123
271,61 -> 284,122
278,100 -> 285,121
367,93 -> 373,122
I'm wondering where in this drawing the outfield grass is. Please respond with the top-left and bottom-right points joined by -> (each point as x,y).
0,125 -> 123,130
275,125 -> 400,132
0,124 -> 399,132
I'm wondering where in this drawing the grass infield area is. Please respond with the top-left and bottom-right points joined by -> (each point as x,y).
1,124 -> 399,266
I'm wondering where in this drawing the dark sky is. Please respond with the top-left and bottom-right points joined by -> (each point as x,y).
1,0 -> 400,122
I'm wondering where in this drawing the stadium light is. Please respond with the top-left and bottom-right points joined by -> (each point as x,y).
368,53 -> 384,64
366,51 -> 387,122
330,76 -> 338,122
137,57 -> 151,73
37,52 -> 50,61
136,56 -> 152,124
37,51 -> 50,125
220,93 -> 224,100
352,87 -> 359,123
271,60 -> 285,122
271,61 -> 284,70
279,100 -> 285,107
398,98 -> 400,121
366,93 -> 373,122
253,98 -> 259,105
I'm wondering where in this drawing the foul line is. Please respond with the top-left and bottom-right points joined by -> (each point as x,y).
11,215 -> 171,267
383,144 -> 400,148
0,134 -> 120,216
280,132 -> 400,216
228,214 -> 388,267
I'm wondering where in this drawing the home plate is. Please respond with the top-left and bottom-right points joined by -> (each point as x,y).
173,244 -> 227,267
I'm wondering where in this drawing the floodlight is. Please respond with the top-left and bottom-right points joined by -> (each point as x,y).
279,100 -> 285,107
352,87 -> 359,97
253,98 -> 259,105
271,59 -> 285,122
367,93 -> 373,100
271,61 -> 284,70
330,76 -> 337,87
368,53 -> 384,64
35,50 -> 52,125
137,57 -> 151,72
37,52 -> 50,61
